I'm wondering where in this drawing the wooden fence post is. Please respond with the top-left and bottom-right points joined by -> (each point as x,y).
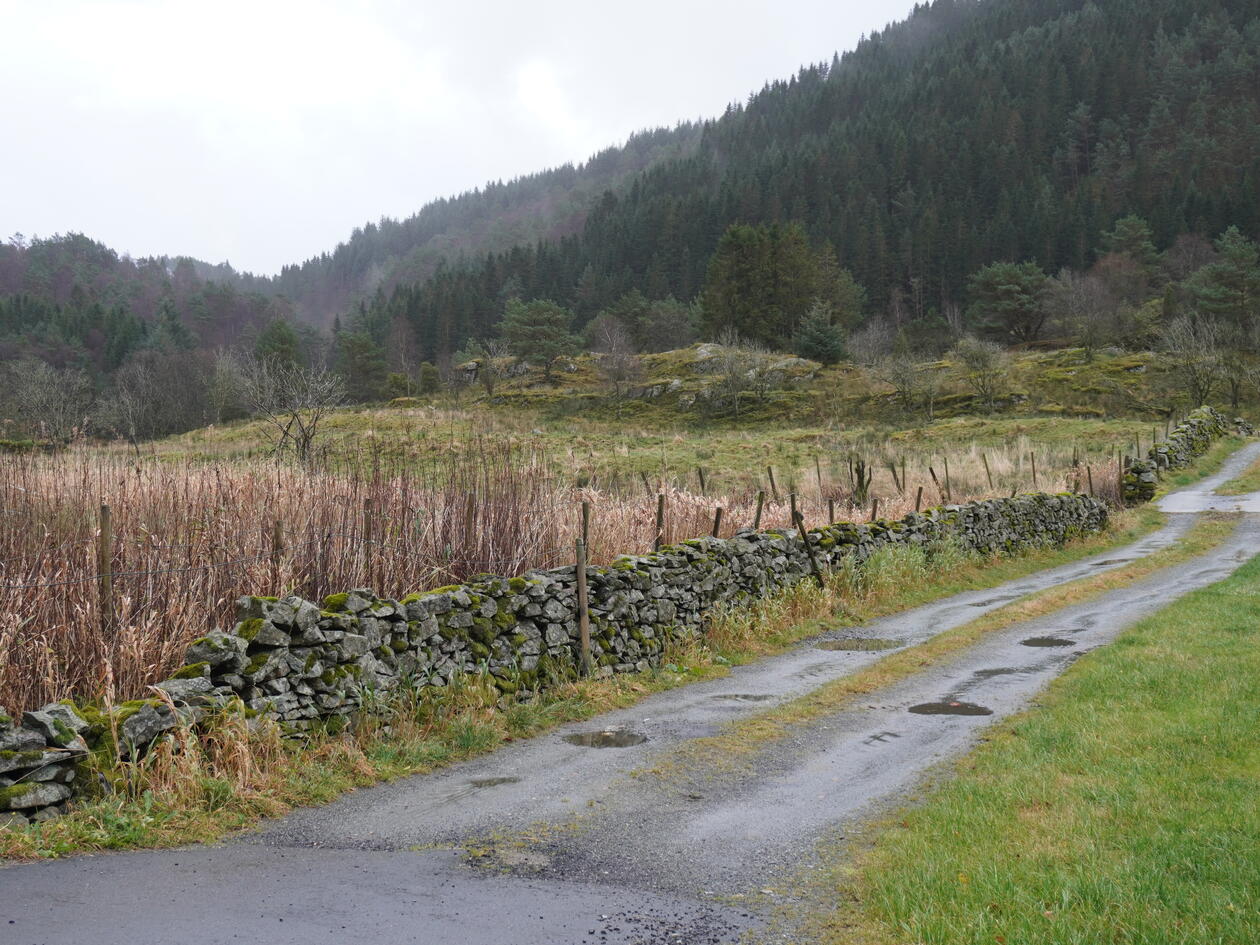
271,519 -> 284,589
943,456 -> 952,501
982,453 -> 993,490
789,492 -> 798,524
828,497 -> 835,524
581,500 -> 591,548
792,510 -> 826,589
870,497 -> 879,522
697,467 -> 707,495
1086,464 -> 1095,497
915,485 -> 924,512
654,493 -> 666,551
1030,452 -> 1038,489
753,490 -> 765,530
711,507 -> 723,538
815,455 -> 824,493
575,538 -> 592,676
362,497 -> 374,589
640,470 -> 652,497
767,465 -> 778,499
97,503 -> 114,636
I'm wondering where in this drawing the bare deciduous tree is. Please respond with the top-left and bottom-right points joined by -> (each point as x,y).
1161,316 -> 1222,407
240,355 -> 345,461
951,337 -> 1009,411
589,315 -> 643,404
1,358 -> 93,445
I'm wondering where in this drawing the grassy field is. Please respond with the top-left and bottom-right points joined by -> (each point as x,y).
808,529 -> 1260,945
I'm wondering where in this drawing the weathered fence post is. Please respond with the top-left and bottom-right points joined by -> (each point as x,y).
654,493 -> 666,551
711,507 -> 723,538
1030,452 -> 1038,489
767,465 -> 779,499
697,467 -> 707,495
789,492 -> 798,524
640,470 -> 652,497
870,497 -> 879,522
753,490 -> 766,530
815,455 -> 824,493
575,538 -> 592,676
97,503 -> 114,636
362,497 -> 374,589
792,510 -> 826,589
915,485 -> 924,512
581,500 -> 591,548
828,497 -> 836,524
982,453 -> 994,490
1086,464 -> 1095,496
271,518 -> 284,589
943,456 -> 952,502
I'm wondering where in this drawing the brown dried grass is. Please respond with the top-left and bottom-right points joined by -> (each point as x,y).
0,439 -> 1118,713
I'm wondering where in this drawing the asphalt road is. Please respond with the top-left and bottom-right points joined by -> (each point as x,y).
4,442 -> 1258,945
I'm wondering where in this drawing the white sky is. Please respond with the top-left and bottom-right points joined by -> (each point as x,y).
1,0 -> 919,275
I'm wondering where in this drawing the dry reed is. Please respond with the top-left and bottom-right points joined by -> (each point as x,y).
0,438 -> 1119,713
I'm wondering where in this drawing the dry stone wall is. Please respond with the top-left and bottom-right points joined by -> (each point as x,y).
1122,406 -> 1253,504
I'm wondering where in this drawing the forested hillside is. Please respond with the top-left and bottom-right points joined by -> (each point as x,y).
1,0 -> 1258,442
359,0 -> 1259,362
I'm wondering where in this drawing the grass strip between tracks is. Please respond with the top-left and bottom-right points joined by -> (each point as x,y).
806,522 -> 1260,945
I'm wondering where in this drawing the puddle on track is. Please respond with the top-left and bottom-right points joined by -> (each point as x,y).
909,701 -> 994,716
1021,636 -> 1076,647
711,693 -> 774,702
816,637 -> 900,652
468,777 -> 521,788
970,596 -> 1016,608
563,730 -> 648,748
1090,558 -> 1133,567
970,666 -> 1023,679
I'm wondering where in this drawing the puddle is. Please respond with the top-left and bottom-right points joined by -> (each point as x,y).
1021,636 -> 1076,647
1090,558 -> 1132,567
816,637 -> 900,652
468,777 -> 521,788
562,729 -> 648,748
712,693 -> 774,702
909,701 -> 994,716
971,666 -> 1022,679
970,596 -> 1014,607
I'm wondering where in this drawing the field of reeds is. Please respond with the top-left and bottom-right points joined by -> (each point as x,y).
0,421 -> 1130,714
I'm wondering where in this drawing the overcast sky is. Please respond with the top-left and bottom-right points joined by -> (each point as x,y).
2,0 -> 919,275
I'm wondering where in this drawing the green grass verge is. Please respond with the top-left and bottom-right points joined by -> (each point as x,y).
810,530 -> 1260,944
